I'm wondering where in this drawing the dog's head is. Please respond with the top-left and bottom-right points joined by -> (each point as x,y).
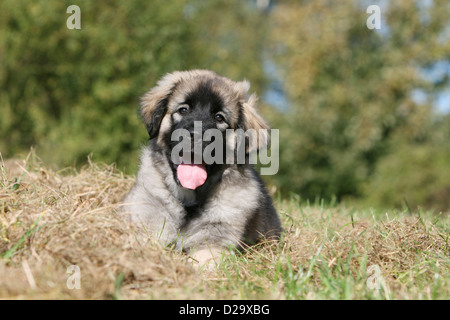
140,70 -> 269,190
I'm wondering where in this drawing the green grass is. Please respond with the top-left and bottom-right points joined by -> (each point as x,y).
0,154 -> 449,299
207,198 -> 450,300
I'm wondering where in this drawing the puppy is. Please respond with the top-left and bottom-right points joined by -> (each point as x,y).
122,70 -> 281,266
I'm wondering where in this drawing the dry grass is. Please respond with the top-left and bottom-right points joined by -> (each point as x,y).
1,152 -> 449,299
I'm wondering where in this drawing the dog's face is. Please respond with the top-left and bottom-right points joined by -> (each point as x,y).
140,70 -> 269,190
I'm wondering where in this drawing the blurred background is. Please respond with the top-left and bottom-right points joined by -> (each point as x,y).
1,0 -> 449,212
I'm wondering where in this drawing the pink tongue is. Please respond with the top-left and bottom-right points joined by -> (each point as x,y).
176,164 -> 207,189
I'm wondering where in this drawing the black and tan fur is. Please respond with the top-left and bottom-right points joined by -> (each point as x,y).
122,70 -> 281,266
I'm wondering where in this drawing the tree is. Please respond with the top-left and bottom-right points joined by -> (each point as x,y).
0,0 -> 267,172
267,0 -> 450,206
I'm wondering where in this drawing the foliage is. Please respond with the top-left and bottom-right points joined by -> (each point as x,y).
362,114 -> 450,212
1,0 -> 449,211
0,0 -> 266,172
267,0 -> 450,210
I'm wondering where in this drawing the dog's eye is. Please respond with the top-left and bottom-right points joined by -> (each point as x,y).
178,106 -> 189,115
215,113 -> 225,122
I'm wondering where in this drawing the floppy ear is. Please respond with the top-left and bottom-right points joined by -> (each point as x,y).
140,73 -> 180,139
241,93 -> 270,153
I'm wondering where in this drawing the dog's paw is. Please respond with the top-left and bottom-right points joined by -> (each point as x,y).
190,247 -> 223,271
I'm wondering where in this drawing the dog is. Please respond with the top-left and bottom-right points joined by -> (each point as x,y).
122,70 -> 281,267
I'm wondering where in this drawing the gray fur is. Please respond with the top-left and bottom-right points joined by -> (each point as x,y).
121,70 -> 282,256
